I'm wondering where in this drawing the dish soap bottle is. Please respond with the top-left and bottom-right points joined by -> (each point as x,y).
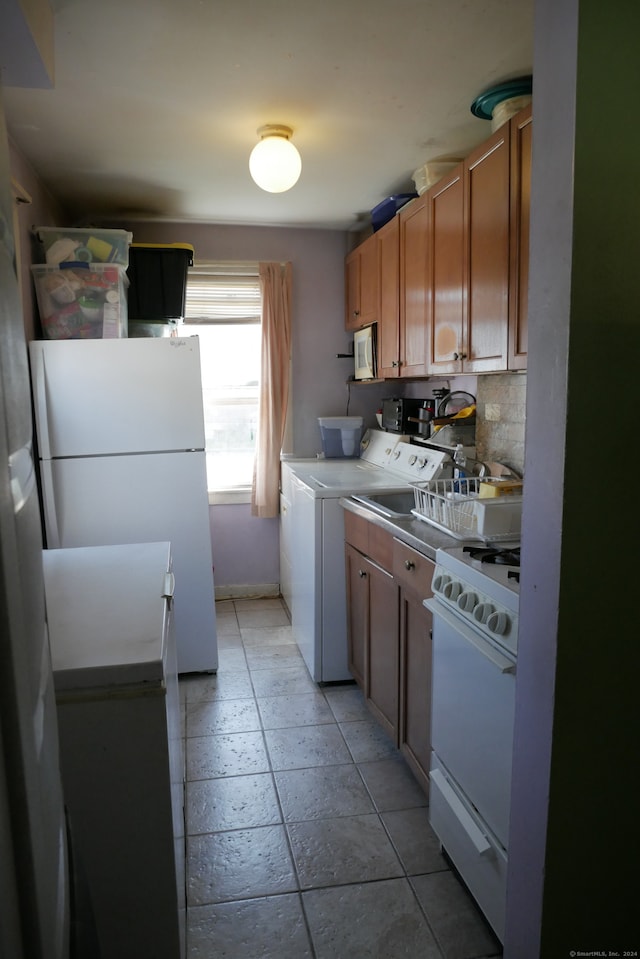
453,444 -> 467,492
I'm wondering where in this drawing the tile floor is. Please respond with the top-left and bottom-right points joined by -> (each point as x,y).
180,597 -> 503,959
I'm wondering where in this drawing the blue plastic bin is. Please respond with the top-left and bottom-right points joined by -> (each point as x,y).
371,193 -> 418,232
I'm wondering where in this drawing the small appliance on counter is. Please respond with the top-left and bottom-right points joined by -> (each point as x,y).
382,397 -> 431,434
412,390 -> 477,447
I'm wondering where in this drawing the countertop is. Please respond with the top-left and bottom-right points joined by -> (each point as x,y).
339,496 -> 467,561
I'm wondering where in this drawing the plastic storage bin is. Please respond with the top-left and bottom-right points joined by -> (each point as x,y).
318,416 -> 363,458
32,263 -> 128,339
34,227 -> 132,266
371,194 -> 417,232
126,243 -> 194,320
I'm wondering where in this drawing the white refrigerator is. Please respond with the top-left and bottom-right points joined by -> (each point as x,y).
29,336 -> 218,674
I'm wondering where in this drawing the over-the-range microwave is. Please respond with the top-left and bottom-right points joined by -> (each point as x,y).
353,324 -> 376,380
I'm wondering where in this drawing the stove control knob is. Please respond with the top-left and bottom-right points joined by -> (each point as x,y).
408,454 -> 417,466
443,580 -> 462,602
457,590 -> 478,613
432,573 -> 450,593
473,602 -> 495,625
487,610 -> 510,636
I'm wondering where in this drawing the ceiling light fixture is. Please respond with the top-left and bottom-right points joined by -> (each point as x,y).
249,124 -> 302,193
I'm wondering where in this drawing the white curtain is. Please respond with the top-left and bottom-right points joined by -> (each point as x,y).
251,262 -> 292,518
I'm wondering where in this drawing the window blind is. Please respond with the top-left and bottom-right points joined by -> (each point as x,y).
184,261 -> 261,323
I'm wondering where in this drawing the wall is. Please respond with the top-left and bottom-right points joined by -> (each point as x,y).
475,373 -> 526,476
108,219 -> 352,594
9,139 -> 66,340
404,372 -> 527,475
506,0 -> 639,954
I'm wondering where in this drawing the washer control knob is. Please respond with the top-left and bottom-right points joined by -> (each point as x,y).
417,457 -> 428,470
408,454 -> 417,466
392,449 -> 401,460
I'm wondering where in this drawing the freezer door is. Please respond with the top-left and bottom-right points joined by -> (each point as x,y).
29,337 -> 206,457
42,450 -> 217,673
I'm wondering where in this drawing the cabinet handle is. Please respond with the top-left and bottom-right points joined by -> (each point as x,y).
358,569 -> 367,578
353,309 -> 360,317
404,560 -> 415,571
453,351 -> 467,361
392,360 -> 399,368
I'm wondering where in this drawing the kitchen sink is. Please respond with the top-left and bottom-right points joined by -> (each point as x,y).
351,490 -> 416,518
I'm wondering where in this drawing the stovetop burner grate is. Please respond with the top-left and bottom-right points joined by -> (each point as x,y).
463,545 -> 521,567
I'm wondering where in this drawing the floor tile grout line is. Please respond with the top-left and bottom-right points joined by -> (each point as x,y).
186,600 -> 502,958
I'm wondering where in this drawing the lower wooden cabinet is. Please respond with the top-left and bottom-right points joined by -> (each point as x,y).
345,542 -> 399,743
344,542 -> 369,691
366,558 -> 399,741
344,510 -> 433,794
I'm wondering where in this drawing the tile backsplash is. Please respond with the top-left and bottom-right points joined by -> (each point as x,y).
475,373 -> 527,476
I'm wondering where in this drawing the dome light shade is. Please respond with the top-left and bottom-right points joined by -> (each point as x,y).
249,124 -> 302,193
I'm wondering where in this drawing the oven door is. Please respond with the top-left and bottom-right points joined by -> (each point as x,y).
424,598 -> 516,849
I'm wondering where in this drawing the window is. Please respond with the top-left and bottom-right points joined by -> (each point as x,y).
179,263 -> 261,496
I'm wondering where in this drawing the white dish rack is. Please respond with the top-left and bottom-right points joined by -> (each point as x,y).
411,478 -> 523,542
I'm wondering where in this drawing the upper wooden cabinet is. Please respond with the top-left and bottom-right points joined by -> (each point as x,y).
508,104 -> 532,371
344,105 -> 532,374
345,231 -> 379,331
427,165 -> 465,376
376,215 -> 401,378
428,124 -> 511,374
398,195 -> 429,377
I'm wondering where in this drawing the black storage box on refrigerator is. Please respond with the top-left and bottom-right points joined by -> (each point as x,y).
126,243 -> 194,320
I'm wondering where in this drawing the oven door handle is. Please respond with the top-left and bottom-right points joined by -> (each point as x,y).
424,598 -> 516,674
429,768 -> 494,858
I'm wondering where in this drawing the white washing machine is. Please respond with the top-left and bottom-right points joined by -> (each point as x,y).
280,430 -> 451,682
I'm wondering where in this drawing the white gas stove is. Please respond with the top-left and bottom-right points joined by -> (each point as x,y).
431,545 -> 520,659
425,542 -> 521,942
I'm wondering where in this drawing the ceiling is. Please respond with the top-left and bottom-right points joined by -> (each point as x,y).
2,0 -> 534,231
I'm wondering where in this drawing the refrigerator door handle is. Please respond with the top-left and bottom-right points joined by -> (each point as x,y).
40,460 -> 61,547
162,572 -> 176,610
31,346 -> 52,459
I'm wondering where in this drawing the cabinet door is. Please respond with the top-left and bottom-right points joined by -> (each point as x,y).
508,105 -> 532,370
399,196 -> 429,377
345,543 -> 368,688
463,125 -> 510,372
377,215 -> 400,378
428,166 -> 465,375
345,233 -> 378,331
366,561 -> 400,744
345,248 -> 361,331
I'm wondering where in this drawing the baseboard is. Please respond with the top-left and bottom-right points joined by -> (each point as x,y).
215,583 -> 281,601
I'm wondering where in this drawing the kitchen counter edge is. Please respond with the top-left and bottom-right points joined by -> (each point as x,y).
338,496 -> 465,561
